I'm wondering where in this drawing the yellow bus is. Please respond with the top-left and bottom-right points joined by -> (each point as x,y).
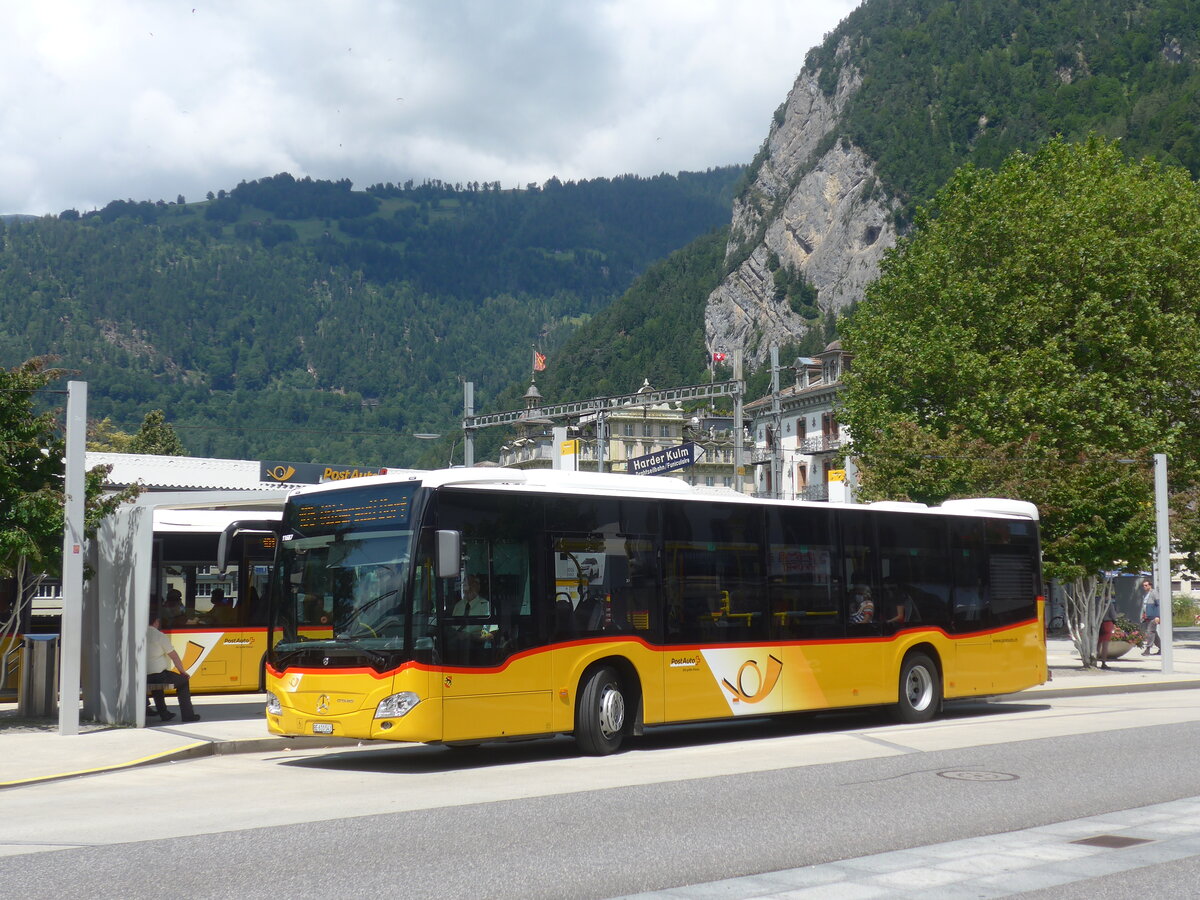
264,469 -> 1046,754
0,513 -> 281,700
153,511 -> 280,693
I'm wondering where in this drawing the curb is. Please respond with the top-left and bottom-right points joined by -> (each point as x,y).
0,735 -> 362,790
1002,677 -> 1200,702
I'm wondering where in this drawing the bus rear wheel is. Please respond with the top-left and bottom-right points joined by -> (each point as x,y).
576,666 -> 627,755
893,652 -> 940,724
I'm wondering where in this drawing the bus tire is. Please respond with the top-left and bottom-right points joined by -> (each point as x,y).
893,652 -> 940,724
575,666 -> 627,755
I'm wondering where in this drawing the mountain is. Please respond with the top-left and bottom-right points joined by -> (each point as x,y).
10,0 -> 1200,462
0,169 -> 740,466
702,0 -> 1200,366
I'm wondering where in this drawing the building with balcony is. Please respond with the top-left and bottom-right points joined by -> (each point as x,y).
496,379 -> 748,491
744,341 -> 852,501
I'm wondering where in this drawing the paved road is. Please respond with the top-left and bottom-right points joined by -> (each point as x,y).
3,690 -> 1200,898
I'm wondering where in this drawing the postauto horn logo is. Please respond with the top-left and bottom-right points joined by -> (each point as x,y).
700,650 -> 785,715
265,464 -> 297,482
722,655 -> 784,703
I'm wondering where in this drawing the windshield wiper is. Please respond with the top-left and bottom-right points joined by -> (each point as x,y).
313,638 -> 391,666
353,588 -> 398,617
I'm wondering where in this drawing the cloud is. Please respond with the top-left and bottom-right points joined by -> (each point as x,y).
0,0 -> 860,215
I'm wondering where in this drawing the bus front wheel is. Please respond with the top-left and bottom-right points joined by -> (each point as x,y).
893,653 -> 940,724
576,666 -> 627,755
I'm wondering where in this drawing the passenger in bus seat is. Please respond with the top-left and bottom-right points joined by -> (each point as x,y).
884,579 -> 919,626
160,588 -> 188,629
849,585 -> 874,623
205,588 -> 237,625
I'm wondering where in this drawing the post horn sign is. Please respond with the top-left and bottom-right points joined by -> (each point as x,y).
628,442 -> 706,477
260,461 -> 386,484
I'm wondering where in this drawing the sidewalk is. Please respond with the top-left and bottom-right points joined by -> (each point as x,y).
4,633 -> 1200,789
0,692 -> 359,789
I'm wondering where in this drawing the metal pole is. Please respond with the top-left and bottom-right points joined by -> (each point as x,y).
59,380 -> 86,735
733,350 -> 744,494
1155,453 -> 1173,673
595,410 -> 606,473
770,346 -> 782,500
463,382 -> 475,467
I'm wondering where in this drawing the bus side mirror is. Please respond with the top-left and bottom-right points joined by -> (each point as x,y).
435,530 -> 461,579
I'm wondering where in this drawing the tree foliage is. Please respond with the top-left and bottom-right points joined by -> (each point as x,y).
127,409 -> 187,456
840,137 -> 1200,581
0,169 -> 740,469
803,0 -> 1200,218
0,358 -> 137,580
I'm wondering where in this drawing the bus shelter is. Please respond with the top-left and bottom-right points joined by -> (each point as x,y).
83,490 -> 288,727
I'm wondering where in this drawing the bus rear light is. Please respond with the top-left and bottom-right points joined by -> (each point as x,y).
376,691 -> 420,718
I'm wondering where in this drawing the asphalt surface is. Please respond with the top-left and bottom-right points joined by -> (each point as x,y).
3,633 -> 1200,899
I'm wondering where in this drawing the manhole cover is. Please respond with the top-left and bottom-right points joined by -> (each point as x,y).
937,770 -> 1019,782
1071,834 -> 1153,849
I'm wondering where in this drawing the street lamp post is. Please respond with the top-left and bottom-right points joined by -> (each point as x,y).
1155,453 -> 1173,674
413,432 -> 460,467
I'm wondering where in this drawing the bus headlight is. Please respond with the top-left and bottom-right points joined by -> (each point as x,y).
265,692 -> 282,715
376,692 -> 420,719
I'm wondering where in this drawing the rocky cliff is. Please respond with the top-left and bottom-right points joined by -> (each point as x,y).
705,45 -> 898,367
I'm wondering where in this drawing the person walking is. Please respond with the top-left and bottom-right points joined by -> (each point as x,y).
1139,579 -> 1162,656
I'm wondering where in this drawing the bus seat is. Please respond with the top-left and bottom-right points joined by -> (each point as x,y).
576,595 -> 604,632
554,595 -> 576,637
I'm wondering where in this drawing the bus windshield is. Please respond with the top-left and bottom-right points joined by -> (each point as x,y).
269,481 -> 426,669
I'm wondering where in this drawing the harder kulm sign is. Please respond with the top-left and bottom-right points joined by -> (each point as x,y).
628,442 -> 705,477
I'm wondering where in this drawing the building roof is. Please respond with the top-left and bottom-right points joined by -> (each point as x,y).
87,452 -> 303,492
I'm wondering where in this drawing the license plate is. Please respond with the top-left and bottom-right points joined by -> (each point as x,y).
312,722 -> 334,734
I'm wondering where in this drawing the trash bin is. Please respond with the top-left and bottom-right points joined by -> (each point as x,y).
17,634 -> 59,717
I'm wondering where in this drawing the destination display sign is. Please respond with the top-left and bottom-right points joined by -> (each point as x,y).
628,442 -> 705,477
289,484 -> 416,535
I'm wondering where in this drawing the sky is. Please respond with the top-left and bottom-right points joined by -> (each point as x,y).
1,1 -> 861,217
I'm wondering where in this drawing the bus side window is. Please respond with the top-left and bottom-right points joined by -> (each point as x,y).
950,519 -> 988,631
552,534 -> 658,639
877,513 -> 951,632
663,500 -> 766,643
839,509 -> 879,637
767,506 -> 837,639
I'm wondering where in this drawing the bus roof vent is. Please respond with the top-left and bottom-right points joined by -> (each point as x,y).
867,501 -> 929,512
427,467 -> 529,488
940,498 -> 1040,521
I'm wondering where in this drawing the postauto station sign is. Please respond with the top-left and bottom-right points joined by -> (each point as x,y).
259,461 -> 386,485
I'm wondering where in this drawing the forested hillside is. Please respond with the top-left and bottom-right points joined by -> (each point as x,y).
803,0 -> 1200,218
704,0 -> 1200,371
0,169 -> 739,466
10,0 -> 1200,470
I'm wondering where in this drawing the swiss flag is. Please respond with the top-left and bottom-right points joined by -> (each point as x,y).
712,351 -> 727,363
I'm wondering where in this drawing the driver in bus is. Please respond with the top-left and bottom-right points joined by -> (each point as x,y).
451,575 -> 496,644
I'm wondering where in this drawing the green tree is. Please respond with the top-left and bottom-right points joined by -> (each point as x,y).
127,409 -> 187,456
839,137 -> 1200,666
1,359 -> 137,638
86,416 -> 135,452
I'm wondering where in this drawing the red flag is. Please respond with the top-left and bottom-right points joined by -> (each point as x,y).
533,350 -> 547,372
712,351 -> 727,363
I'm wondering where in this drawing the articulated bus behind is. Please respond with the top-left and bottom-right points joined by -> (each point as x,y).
263,468 -> 1047,754
153,510 -> 281,693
